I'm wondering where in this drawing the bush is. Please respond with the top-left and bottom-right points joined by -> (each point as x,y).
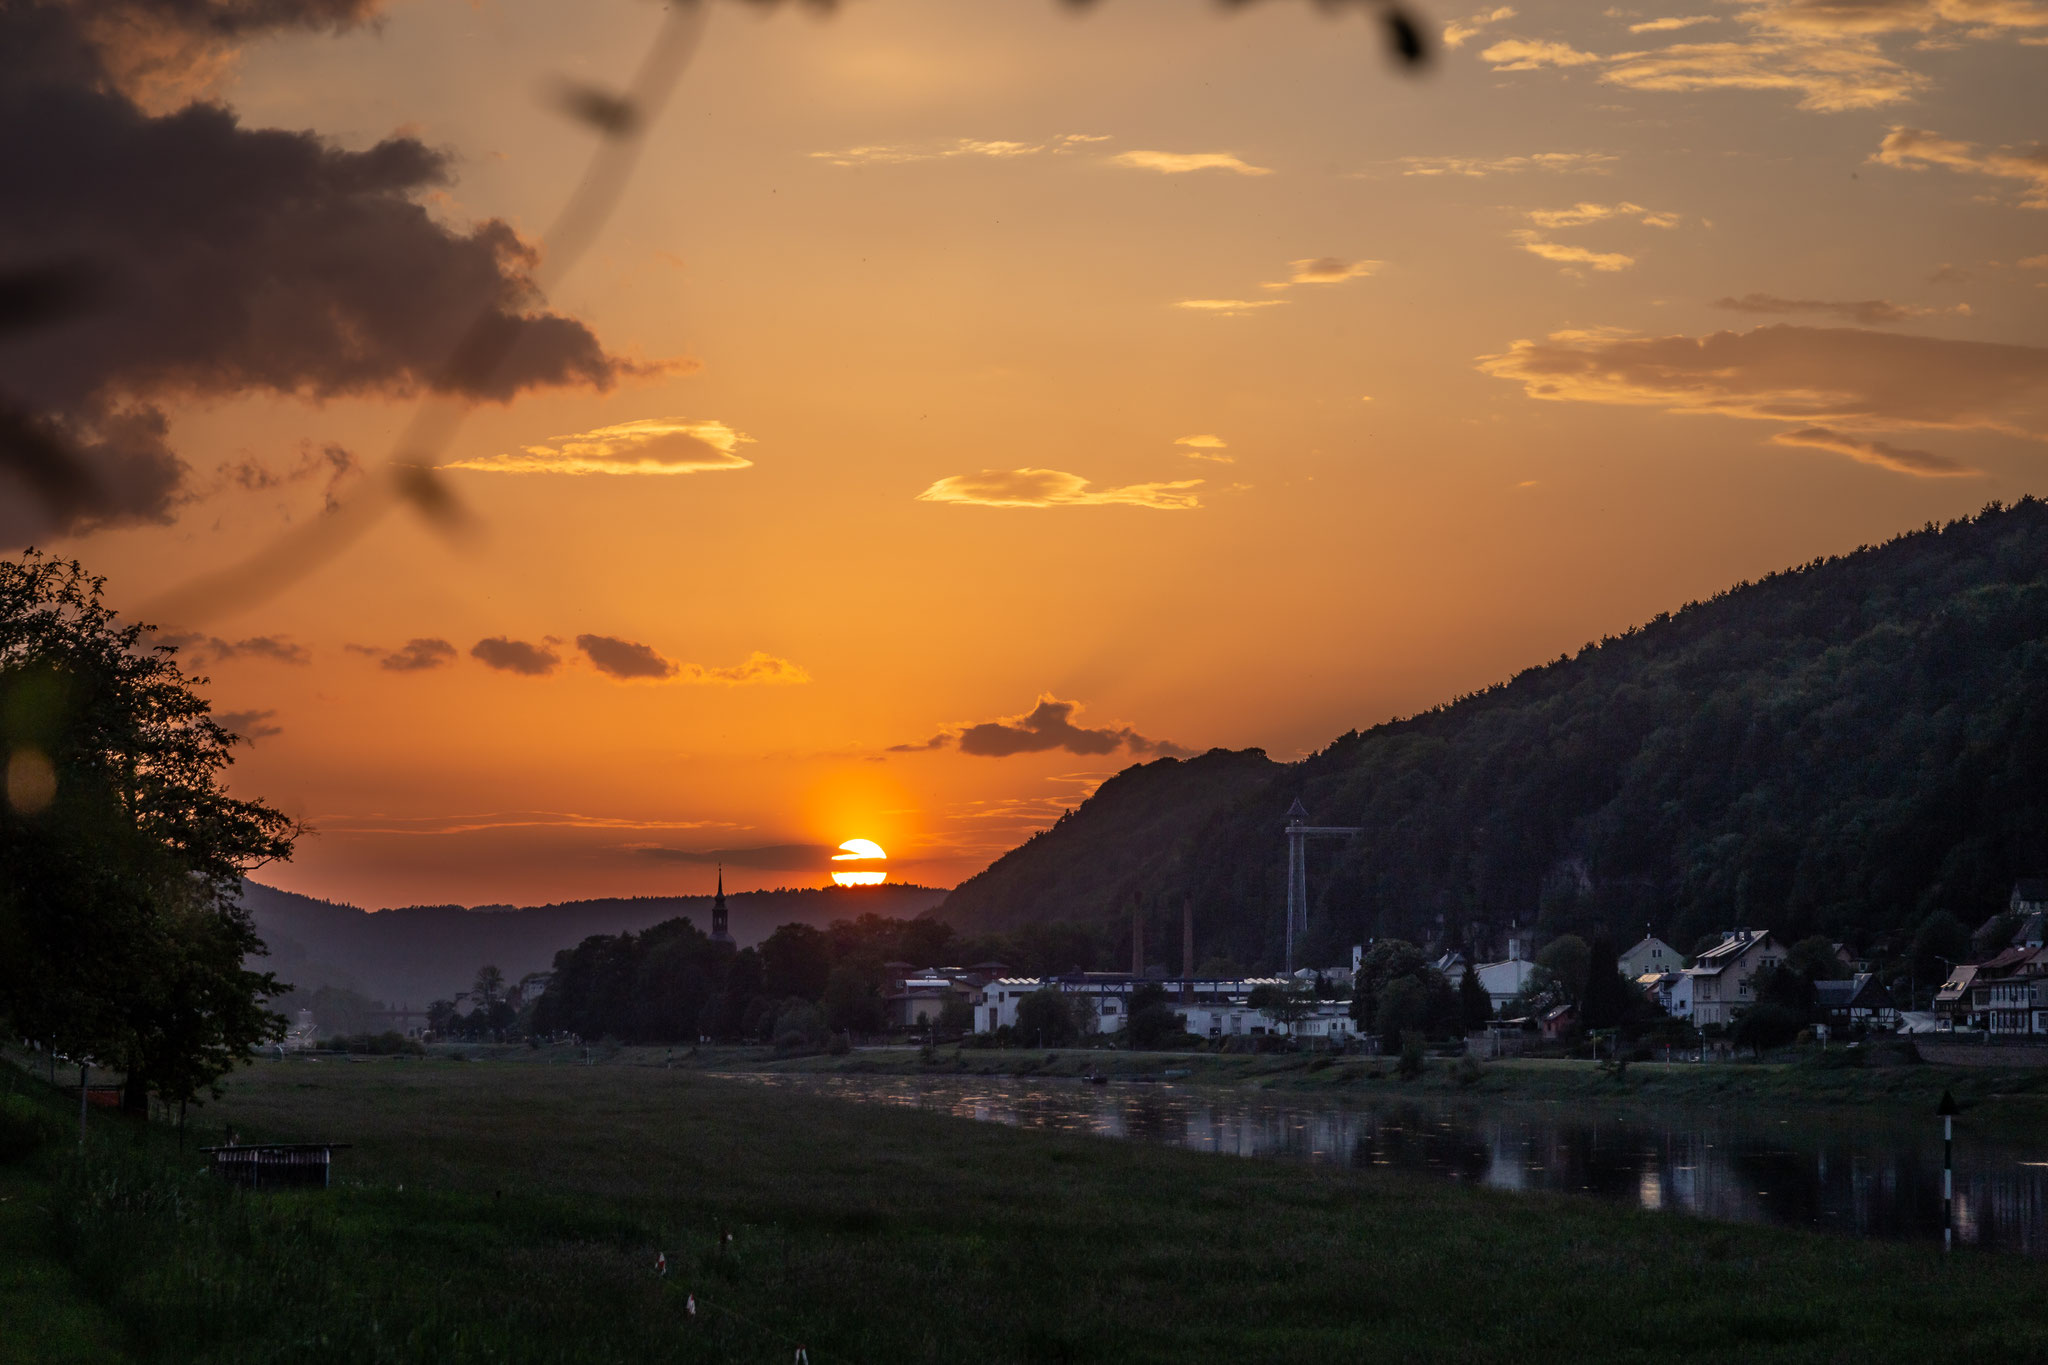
0,1092 -> 63,1163
1452,1051 -> 1483,1088
1397,1032 -> 1426,1079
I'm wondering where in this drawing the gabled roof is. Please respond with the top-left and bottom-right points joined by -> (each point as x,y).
1935,964 -> 1979,1000
1814,973 -> 1892,1010
1685,930 -> 1777,975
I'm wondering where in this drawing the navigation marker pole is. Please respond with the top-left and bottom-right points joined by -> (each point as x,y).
1938,1088 -> 1959,1254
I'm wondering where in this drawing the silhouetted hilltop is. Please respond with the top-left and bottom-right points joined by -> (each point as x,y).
241,881 -> 947,1006
937,747 -> 1282,932
941,501 -> 2048,971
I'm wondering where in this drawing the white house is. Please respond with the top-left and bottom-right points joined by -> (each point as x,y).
1681,929 -> 1784,1027
977,976 -> 1291,1036
1472,955 -> 1540,1012
1618,935 -> 1682,979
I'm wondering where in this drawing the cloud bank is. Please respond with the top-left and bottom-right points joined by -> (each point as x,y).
575,634 -> 809,685
916,468 -> 1203,510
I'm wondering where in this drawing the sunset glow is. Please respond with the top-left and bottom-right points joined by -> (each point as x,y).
6,0 -> 2040,910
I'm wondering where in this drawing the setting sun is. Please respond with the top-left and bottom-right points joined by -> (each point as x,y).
831,838 -> 888,886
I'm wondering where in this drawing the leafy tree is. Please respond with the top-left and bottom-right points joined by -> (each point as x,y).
1910,911 -> 1972,981
1125,983 -> 1185,1049
1535,935 -> 1591,1005
1248,982 -> 1315,1035
821,964 -> 885,1036
1753,962 -> 1818,1023
937,997 -> 975,1035
760,923 -> 833,1001
0,553 -> 297,1114
1458,964 -> 1493,1030
1016,987 -> 1083,1047
473,965 -> 505,1004
1785,935 -> 1848,982
1580,936 -> 1630,1030
1374,976 -> 1436,1050
1731,1003 -> 1803,1057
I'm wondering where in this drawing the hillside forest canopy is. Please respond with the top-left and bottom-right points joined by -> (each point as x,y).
941,501 -> 2048,978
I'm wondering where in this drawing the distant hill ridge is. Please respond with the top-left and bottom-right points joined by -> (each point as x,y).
242,880 -> 947,1007
938,500 -> 2048,969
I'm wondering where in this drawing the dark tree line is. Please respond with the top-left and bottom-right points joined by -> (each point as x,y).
530,910 -> 1119,1044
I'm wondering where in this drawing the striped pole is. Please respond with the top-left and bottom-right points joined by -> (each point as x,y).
1938,1089 -> 1959,1253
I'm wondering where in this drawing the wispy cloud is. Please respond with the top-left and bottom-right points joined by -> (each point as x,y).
1511,232 -> 1637,271
810,133 -> 1109,167
348,638 -> 458,673
917,468 -> 1203,510
1443,5 -> 1517,47
575,634 -> 810,685
1711,293 -> 1958,324
1173,434 -> 1234,463
1476,16 -> 1931,112
313,810 -> 740,837
1628,14 -> 1718,33
890,694 -> 1193,759
1175,298 -> 1289,315
1873,126 -> 2048,208
1478,324 -> 2048,468
158,632 -> 310,666
217,708 -> 283,741
1264,257 -> 1383,289
1525,201 -> 1678,228
443,419 -> 754,476
1770,425 -> 1977,477
1109,150 -> 1273,176
1392,151 -> 1618,177
1744,0 -> 2048,39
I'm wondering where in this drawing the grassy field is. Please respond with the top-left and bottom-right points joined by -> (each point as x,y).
9,1052 -> 2048,1364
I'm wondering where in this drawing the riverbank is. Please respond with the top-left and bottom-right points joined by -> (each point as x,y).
676,1042 -> 2048,1120
8,1054 -> 2048,1363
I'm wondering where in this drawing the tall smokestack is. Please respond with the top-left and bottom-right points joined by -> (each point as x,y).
1182,895 -> 1194,1003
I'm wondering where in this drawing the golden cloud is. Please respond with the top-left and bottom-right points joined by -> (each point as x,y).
1873,126 -> 2048,208
1744,0 -> 2048,37
810,133 -> 1109,167
916,468 -> 1203,510
1176,298 -> 1289,315
445,419 -> 754,476
1478,323 -> 2048,437
1443,5 -> 1518,47
1481,37 -> 1604,68
1392,152 -> 1618,177
1525,201 -> 1678,228
1712,293 -> 1952,323
1174,434 -> 1234,463
1109,150 -> 1273,176
1628,14 -> 1721,32
1770,426 -> 1978,477
1266,257 -> 1383,288
1511,232 -> 1637,271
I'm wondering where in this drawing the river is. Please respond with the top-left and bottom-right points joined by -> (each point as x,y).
729,1071 -> 2048,1256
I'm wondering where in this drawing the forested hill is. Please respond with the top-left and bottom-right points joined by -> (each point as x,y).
241,881 -> 946,1007
940,501 -> 2048,971
937,747 -> 1282,934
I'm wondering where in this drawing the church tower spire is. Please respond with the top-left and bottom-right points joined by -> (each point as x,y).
711,865 -> 732,944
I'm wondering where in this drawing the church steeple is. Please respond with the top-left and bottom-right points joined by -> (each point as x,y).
710,865 -> 732,944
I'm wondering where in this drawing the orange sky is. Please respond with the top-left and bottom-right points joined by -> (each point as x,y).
23,0 -> 2048,907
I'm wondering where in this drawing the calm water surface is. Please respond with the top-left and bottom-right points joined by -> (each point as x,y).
732,1072 -> 2048,1257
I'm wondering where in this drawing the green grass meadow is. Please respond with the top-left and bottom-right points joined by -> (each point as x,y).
7,1053 -> 2048,1364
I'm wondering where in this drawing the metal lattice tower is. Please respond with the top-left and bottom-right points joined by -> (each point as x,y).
1284,799 -> 1361,973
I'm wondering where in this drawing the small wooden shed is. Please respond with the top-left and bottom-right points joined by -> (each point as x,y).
200,1142 -> 349,1190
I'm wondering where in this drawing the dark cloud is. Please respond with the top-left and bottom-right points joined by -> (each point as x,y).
1770,425 -> 1975,478
0,0 -> 645,542
216,707 -> 282,741
471,636 -> 562,676
159,631 -> 309,665
576,633 -> 677,681
631,843 -> 836,871
1711,293 -> 1925,325
348,637 -> 457,672
900,695 -> 1194,760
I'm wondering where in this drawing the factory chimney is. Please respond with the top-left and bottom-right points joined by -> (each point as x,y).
1181,895 -> 1195,1003
1131,892 -> 1144,978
